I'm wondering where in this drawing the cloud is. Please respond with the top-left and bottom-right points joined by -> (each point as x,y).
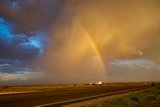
110,59 -> 160,69
62,0 -> 160,61
0,0 -> 65,33
0,0 -> 160,84
0,17 -> 47,60
107,58 -> 160,82
0,59 -> 38,73
0,71 -> 30,82
39,0 -> 160,83
0,71 -> 51,85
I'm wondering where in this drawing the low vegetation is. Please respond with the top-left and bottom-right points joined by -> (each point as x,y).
82,86 -> 160,107
0,82 -> 149,94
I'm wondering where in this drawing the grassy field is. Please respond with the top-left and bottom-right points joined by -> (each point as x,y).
82,86 -> 160,107
0,84 -> 91,94
0,82 -> 150,95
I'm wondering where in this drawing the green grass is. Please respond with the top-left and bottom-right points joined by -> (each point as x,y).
82,86 -> 160,107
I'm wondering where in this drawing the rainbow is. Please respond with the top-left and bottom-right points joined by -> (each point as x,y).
65,4 -> 106,73
76,20 -> 106,73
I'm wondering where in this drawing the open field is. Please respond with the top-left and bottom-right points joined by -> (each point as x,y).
0,82 -> 152,95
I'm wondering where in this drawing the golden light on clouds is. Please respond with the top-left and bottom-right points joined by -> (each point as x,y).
40,0 -> 160,82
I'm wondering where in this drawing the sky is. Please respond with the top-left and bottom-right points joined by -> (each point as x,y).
0,0 -> 160,85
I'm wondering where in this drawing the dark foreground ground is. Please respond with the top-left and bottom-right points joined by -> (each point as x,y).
84,86 -> 160,107
0,82 -> 154,107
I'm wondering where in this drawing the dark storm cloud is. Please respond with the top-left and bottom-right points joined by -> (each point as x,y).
0,18 -> 46,60
0,0 -> 65,33
0,0 -> 67,78
0,0 -> 65,60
